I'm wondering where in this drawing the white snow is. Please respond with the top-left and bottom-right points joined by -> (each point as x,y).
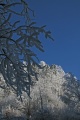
39,61 -> 46,67
0,63 -> 80,119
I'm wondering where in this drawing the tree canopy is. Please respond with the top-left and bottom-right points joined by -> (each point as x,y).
0,0 -> 53,97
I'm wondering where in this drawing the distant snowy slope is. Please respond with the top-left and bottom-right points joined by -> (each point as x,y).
0,62 -> 80,119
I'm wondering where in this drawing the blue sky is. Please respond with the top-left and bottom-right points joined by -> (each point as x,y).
27,0 -> 80,79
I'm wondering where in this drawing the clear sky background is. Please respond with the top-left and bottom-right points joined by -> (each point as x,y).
27,0 -> 80,79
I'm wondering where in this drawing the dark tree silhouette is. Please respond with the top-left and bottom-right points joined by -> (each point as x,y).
0,0 -> 53,97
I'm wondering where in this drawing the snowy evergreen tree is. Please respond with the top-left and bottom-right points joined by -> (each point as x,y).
0,0 -> 53,96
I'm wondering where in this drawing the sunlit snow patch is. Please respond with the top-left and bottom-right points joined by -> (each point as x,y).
39,61 -> 46,67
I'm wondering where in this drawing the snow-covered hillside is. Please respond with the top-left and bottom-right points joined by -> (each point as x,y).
0,62 -> 80,120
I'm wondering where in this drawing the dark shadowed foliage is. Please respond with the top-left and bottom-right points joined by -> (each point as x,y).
0,0 -> 53,97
